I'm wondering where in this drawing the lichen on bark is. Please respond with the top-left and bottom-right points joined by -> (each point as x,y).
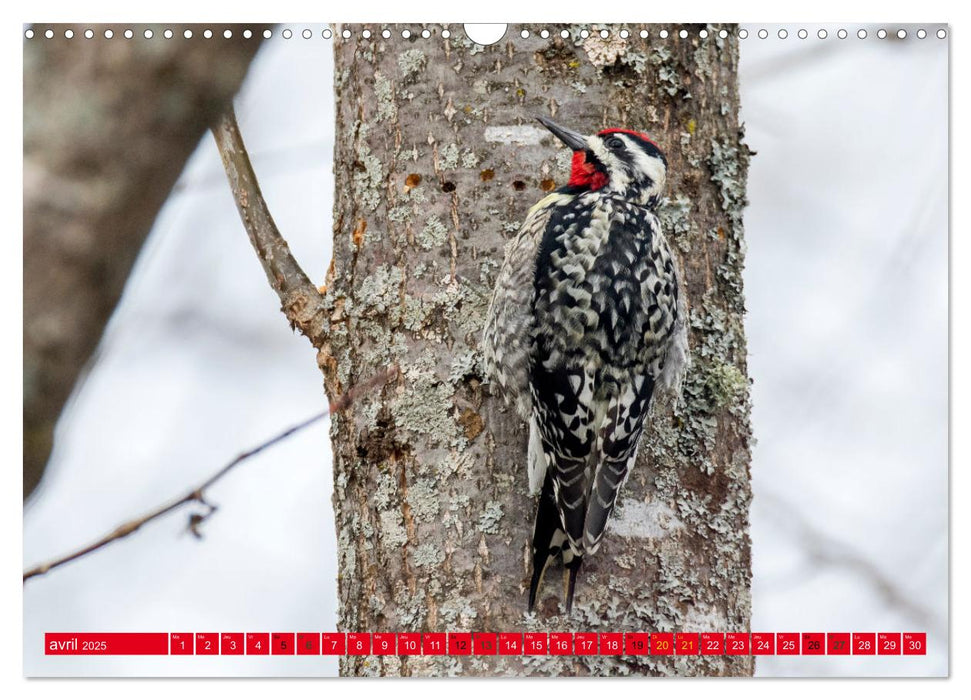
327,23 -> 753,676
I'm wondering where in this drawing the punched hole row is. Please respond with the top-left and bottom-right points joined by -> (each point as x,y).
24,26 -> 948,41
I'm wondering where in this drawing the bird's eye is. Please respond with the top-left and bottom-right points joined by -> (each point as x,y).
606,137 -> 624,150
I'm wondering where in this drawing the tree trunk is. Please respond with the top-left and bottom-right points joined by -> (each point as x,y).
325,23 -> 753,676
23,24 -> 267,500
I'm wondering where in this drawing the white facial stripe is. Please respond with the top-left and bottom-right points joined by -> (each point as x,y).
616,134 -> 666,203
618,134 -> 666,192
586,136 -> 630,191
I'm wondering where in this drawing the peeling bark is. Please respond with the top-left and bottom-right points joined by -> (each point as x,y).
326,23 -> 753,676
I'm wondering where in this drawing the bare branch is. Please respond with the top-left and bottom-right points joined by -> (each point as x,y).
23,367 -> 397,583
211,107 -> 328,347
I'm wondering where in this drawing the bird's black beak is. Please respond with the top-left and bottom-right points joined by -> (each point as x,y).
536,116 -> 588,151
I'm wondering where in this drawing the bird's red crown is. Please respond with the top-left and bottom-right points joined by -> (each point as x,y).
597,128 -> 659,149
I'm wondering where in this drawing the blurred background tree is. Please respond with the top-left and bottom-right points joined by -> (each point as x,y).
23,24 -> 268,499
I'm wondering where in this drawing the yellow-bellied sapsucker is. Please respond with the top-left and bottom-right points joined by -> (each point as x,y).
482,116 -> 688,613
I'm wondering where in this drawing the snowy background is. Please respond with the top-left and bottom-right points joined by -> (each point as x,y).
22,24 -> 948,677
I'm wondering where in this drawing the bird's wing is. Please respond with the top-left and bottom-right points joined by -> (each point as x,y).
482,193 -> 570,417
582,374 -> 655,554
580,213 -> 677,553
656,249 -> 690,396
529,363 -> 599,552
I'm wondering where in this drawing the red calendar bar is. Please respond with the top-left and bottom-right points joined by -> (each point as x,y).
726,632 -> 749,656
272,633 -> 294,655
423,632 -> 447,655
525,632 -> 548,655
196,633 -> 219,655
321,633 -> 346,655
297,633 -> 320,655
398,633 -> 421,655
651,632 -> 674,655
474,633 -> 497,655
219,633 -> 242,655
373,632 -> 396,655
43,631 -> 931,657
347,633 -> 370,655
499,632 -> 522,655
170,633 -> 193,655
677,633 -> 699,655
701,632 -> 724,656
574,632 -> 598,655
777,633 -> 799,655
878,633 -> 902,655
246,633 -> 269,655
802,633 -> 825,655
752,633 -> 774,655
45,633 -> 168,655
600,632 -> 623,655
903,633 -> 926,655
626,632 -> 650,656
550,632 -> 573,655
449,633 -> 472,655
827,633 -> 851,655
853,633 -> 876,655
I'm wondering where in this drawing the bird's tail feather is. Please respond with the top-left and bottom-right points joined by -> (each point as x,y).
565,556 -> 583,614
529,471 -> 566,611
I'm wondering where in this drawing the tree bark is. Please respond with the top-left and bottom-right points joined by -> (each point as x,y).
23,24 -> 268,500
326,23 -> 753,676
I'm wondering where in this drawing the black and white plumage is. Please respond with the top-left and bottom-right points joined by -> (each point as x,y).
482,117 -> 688,613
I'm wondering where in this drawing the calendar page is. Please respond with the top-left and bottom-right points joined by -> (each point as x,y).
22,20 -> 948,678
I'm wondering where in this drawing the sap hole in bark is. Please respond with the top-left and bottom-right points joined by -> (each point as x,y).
442,181 -> 456,193
463,23 -> 506,46
540,179 -> 556,192
479,169 -> 495,182
512,180 -> 527,191
405,173 -> 422,190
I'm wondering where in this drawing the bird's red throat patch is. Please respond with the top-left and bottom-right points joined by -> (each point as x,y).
568,150 -> 608,190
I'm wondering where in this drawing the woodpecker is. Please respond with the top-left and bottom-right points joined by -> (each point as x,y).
482,116 -> 688,614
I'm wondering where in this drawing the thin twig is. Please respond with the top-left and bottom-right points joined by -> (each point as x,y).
23,366 -> 397,583
211,107 -> 328,347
